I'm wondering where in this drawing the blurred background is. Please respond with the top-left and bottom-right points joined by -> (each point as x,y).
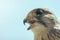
0,0 -> 60,40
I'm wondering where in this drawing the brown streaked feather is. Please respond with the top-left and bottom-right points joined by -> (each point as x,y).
42,37 -> 44,40
45,29 -> 60,40
47,33 -> 51,40
51,29 -> 60,38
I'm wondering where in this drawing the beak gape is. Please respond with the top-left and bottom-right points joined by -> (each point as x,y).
23,19 -> 30,30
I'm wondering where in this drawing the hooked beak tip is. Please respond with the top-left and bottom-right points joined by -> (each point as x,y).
23,19 -> 27,25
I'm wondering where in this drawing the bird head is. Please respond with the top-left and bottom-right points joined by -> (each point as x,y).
23,8 -> 54,30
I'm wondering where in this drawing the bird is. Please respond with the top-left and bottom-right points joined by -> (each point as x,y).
23,8 -> 60,40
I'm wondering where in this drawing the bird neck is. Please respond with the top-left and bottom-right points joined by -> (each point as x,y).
33,29 -> 48,40
34,32 -> 42,40
31,25 -> 48,40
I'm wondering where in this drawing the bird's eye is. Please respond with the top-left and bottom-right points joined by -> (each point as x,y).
36,9 -> 43,16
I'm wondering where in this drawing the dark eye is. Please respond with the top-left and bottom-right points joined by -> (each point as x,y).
36,9 -> 43,16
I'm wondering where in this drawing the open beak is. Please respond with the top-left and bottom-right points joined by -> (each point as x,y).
23,19 -> 36,30
23,19 -> 30,30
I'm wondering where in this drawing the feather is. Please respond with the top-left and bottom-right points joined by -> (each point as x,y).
23,8 -> 60,40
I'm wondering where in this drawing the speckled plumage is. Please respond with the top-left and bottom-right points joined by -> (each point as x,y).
23,8 -> 60,40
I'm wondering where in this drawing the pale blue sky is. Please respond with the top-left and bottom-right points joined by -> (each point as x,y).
0,0 -> 60,40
